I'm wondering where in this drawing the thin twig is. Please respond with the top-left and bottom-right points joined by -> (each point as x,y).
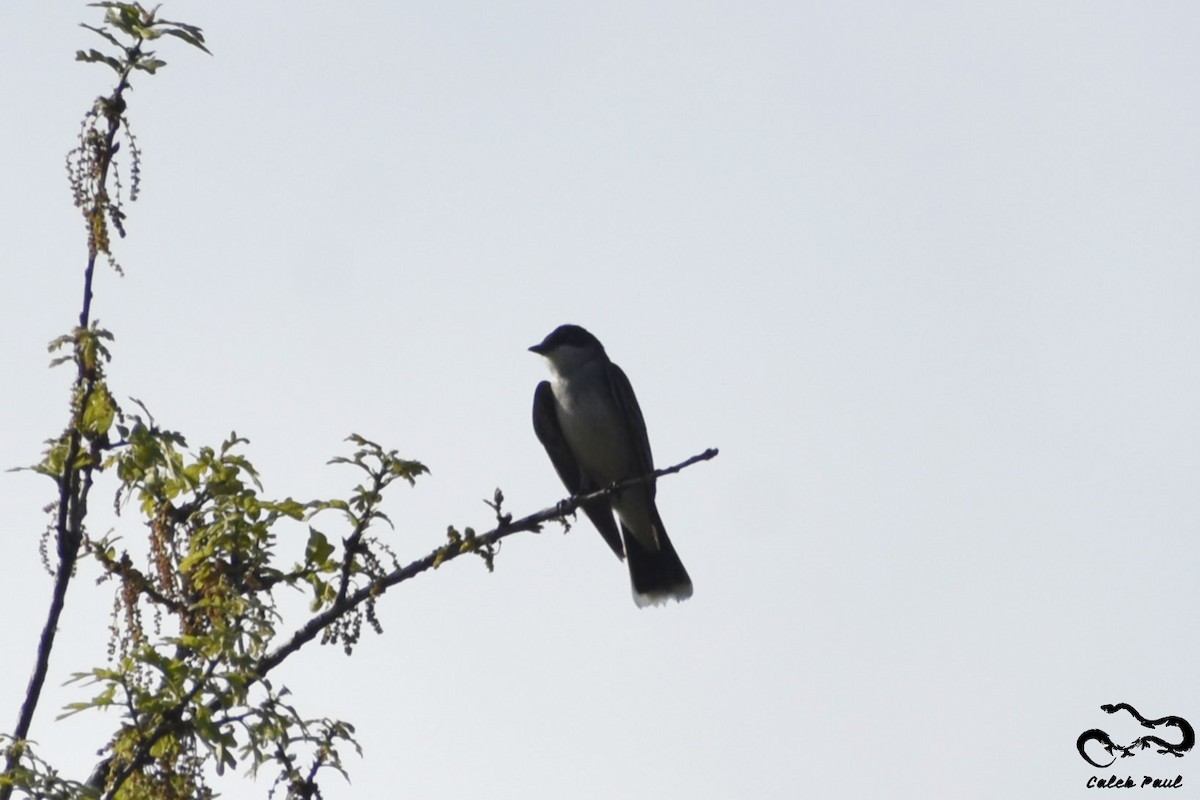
333,470 -> 387,608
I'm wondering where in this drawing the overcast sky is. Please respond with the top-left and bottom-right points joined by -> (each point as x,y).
2,2 -> 1199,798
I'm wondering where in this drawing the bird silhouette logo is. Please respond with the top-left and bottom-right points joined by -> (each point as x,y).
1077,703 -> 1194,769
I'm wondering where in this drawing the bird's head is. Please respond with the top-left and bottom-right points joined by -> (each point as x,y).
529,324 -> 607,372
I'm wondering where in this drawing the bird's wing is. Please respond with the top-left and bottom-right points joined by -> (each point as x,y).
605,362 -> 655,482
532,380 -> 625,559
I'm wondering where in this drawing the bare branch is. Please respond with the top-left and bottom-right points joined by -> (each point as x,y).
255,447 -> 719,677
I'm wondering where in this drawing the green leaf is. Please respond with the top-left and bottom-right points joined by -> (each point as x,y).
81,383 -> 117,437
306,575 -> 334,611
36,439 -> 71,478
305,528 -> 335,567
79,22 -> 123,49
133,57 -> 167,74
267,498 -> 306,519
97,4 -> 145,37
160,26 -> 212,55
390,457 -> 429,485
74,48 -> 123,74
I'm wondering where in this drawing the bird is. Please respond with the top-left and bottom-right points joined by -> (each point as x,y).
529,323 -> 692,607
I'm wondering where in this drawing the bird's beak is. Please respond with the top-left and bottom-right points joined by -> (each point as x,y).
528,340 -> 549,355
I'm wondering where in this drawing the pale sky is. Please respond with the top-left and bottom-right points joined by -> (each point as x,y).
2,2 -> 1199,798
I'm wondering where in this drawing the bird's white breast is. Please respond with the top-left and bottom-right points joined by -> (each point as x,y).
551,366 -> 633,484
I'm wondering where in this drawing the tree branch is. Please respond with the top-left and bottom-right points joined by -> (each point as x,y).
0,41 -> 143,800
333,470 -> 387,609
85,447 -> 719,792
255,447 -> 719,676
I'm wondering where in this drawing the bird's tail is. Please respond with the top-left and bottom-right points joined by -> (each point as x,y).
623,512 -> 693,608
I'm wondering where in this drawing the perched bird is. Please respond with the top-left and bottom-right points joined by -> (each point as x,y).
529,324 -> 692,607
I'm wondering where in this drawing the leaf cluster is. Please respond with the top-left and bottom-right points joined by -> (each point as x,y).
11,387 -> 434,799
67,3 -> 210,276
64,423 -> 428,799
78,2 -> 211,75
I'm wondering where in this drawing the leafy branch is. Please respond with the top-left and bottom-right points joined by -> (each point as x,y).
75,439 -> 714,798
2,5 -> 718,800
259,445 -> 720,677
1,5 -> 208,800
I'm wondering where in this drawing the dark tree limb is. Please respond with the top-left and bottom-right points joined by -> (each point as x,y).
0,58 -> 138,797
87,447 -> 719,795
255,447 -> 719,676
